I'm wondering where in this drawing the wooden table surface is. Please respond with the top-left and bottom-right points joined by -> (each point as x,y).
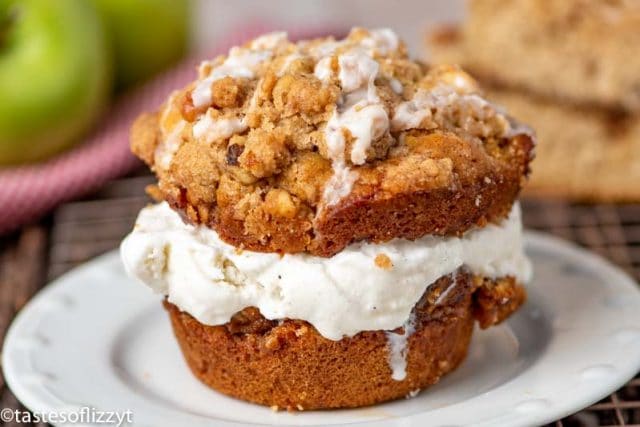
1,171 -> 639,427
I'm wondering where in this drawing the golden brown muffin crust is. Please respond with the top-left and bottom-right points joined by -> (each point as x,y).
164,272 -> 526,410
132,28 -> 534,256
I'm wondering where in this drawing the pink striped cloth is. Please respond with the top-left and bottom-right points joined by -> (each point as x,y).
0,23 -> 343,235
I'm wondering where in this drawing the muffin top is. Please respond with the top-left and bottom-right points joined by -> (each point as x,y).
131,28 -> 534,257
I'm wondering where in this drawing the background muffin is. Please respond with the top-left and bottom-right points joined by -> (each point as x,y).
428,0 -> 640,201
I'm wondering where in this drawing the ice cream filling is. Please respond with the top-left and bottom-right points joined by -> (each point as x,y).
120,202 -> 531,341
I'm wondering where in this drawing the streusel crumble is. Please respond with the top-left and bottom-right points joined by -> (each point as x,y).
131,28 -> 534,256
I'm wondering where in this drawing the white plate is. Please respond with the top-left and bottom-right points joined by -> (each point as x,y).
4,232 -> 640,427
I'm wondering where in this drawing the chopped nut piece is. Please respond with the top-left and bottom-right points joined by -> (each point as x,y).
264,189 -> 298,218
374,253 -> 393,270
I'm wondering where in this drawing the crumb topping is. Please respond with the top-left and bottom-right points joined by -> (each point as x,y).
131,27 -> 533,254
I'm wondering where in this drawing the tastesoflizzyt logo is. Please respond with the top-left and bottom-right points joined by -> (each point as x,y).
0,407 -> 133,426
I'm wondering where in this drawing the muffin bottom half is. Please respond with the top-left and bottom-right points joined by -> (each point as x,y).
164,270 -> 526,410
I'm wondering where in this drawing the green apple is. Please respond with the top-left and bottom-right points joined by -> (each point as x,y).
0,0 -> 112,165
91,0 -> 189,89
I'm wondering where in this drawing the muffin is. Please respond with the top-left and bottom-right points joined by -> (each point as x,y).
473,88 -> 640,202
427,1 -> 640,201
429,0 -> 640,112
121,28 -> 534,410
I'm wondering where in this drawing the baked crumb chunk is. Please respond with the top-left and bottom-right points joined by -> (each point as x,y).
374,253 -> 393,270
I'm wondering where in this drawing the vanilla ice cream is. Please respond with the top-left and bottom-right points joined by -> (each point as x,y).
120,202 -> 531,341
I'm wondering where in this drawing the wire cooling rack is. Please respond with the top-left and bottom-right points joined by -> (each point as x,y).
1,173 -> 639,426
525,200 -> 640,427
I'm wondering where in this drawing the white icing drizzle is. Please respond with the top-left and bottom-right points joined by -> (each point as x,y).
192,49 -> 271,108
193,113 -> 247,143
250,31 -> 288,50
391,84 -> 509,138
307,40 -> 340,59
314,56 -> 333,83
154,92 -> 185,170
188,32 -> 292,145
192,30 -> 290,109
392,93 -> 431,131
321,163 -> 357,207
389,77 -> 403,94
155,121 -> 186,170
338,52 -> 379,94
317,31 -> 399,207
160,91 -> 178,124
434,278 -> 457,305
406,389 -> 420,399
361,28 -> 399,56
386,313 -> 416,381
325,89 -> 388,167
277,53 -> 302,76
